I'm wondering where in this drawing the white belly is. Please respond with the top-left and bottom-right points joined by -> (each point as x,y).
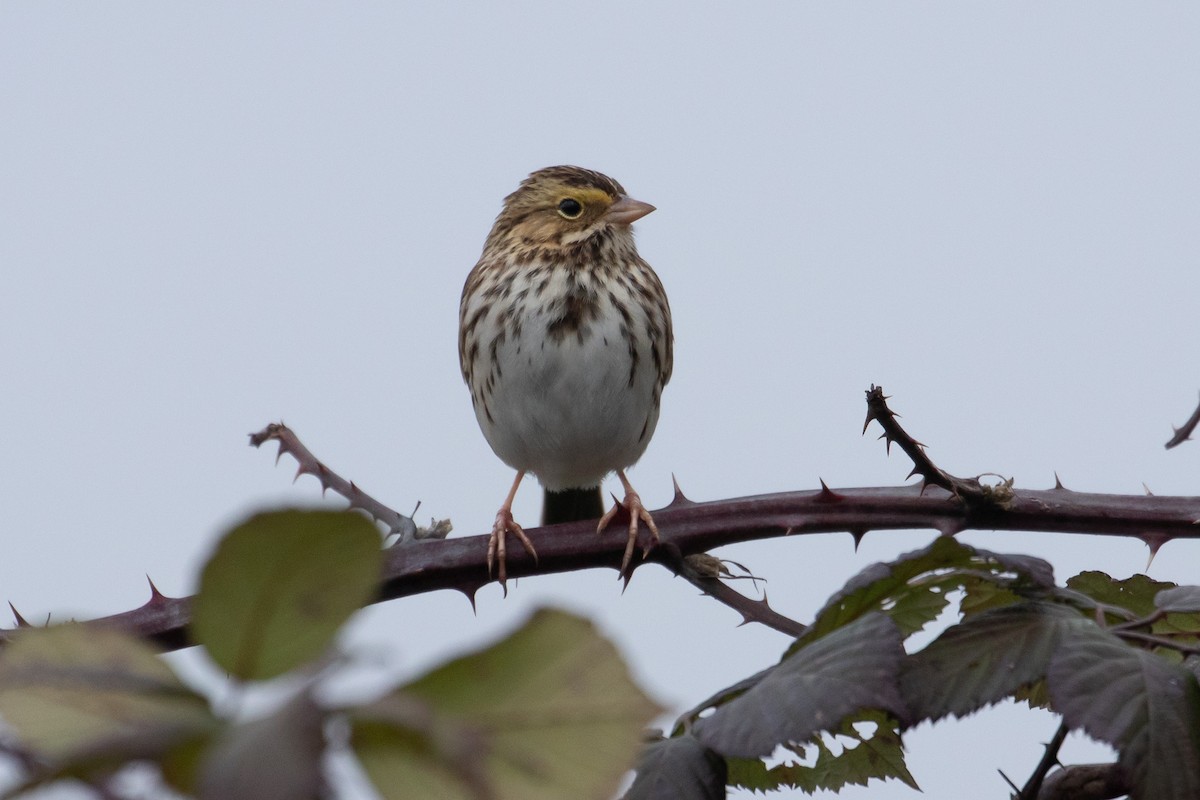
476,306 -> 660,491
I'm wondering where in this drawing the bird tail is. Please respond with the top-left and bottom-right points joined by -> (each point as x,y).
542,487 -> 604,525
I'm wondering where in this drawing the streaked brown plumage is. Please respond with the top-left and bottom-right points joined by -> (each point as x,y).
459,166 -> 673,588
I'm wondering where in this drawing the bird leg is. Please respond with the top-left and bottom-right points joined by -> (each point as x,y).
487,470 -> 538,593
597,470 -> 660,576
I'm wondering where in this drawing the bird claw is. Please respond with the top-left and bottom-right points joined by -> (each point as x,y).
487,508 -> 538,595
598,488 -> 660,578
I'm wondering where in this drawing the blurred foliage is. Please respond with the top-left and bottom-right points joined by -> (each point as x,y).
0,514 -> 1198,798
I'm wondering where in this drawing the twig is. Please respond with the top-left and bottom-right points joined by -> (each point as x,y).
248,422 -> 448,542
1017,721 -> 1068,799
1165,392 -> 1200,449
1112,628 -> 1200,656
864,385 -> 1007,506
666,549 -> 807,638
1108,609 -> 1166,632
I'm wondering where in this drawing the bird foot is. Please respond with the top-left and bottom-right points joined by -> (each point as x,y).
487,507 -> 538,594
598,488 -> 660,577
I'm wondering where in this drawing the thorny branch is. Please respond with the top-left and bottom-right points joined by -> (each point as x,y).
247,423 -> 448,543
14,481 -> 1200,654
2,388 -> 1195,800
247,424 -> 806,635
7,388 -> 1200,659
1165,391 -> 1200,449
1016,722 -> 1068,800
864,385 -> 1011,505
672,551 -> 806,638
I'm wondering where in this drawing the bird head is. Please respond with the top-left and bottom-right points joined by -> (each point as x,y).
488,165 -> 655,248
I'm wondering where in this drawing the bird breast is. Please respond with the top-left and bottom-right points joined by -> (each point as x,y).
465,261 -> 664,491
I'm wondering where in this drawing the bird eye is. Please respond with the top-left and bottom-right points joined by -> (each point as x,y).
557,198 -> 584,219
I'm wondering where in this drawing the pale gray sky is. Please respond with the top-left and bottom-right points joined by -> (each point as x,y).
3,4 -> 1199,798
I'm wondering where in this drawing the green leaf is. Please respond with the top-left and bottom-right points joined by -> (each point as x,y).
1048,622 -> 1200,800
0,625 -> 215,765
695,613 -> 908,759
351,696 -> 490,800
192,509 -> 383,680
351,608 -> 660,800
1065,571 -> 1174,619
1065,573 -> 1200,645
798,537 -> 1052,649
625,735 -> 726,800
901,601 -> 1088,723
957,579 -> 1022,619
195,691 -> 326,800
1011,679 -> 1051,710
726,711 -> 917,795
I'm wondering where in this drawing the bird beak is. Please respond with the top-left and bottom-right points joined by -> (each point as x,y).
606,196 -> 656,225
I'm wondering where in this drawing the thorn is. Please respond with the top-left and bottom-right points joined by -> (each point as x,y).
997,769 -> 1019,794
145,576 -> 168,604
738,592 -> 773,627
848,528 -> 867,550
8,603 -> 30,628
670,474 -> 693,506
815,479 -> 843,503
1142,534 -> 1170,569
605,492 -> 630,526
1143,482 -> 1154,496
1056,472 -> 1084,491
458,586 -> 479,614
